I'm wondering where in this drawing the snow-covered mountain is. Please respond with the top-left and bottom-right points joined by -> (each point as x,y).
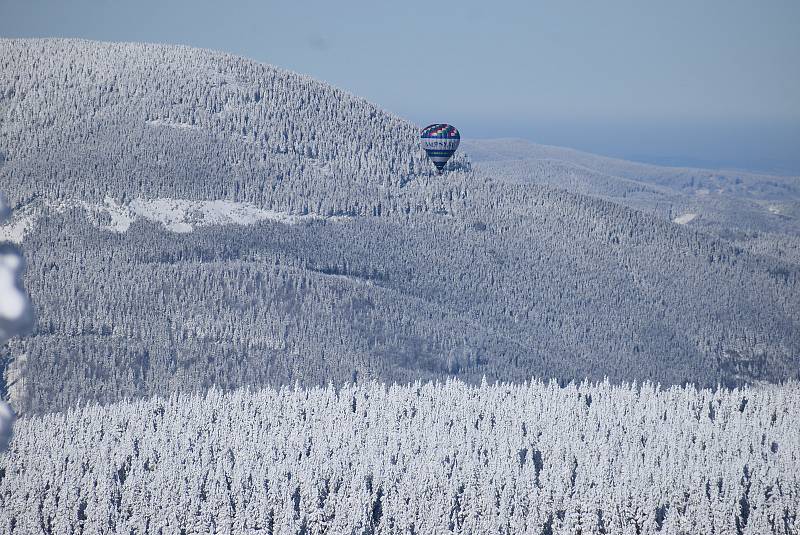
1,39 -> 799,416
464,138 -> 800,264
0,39 -> 468,211
463,137 -> 800,199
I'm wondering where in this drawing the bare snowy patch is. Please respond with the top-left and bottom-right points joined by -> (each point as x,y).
126,198 -> 348,233
673,213 -> 697,225
2,197 -> 349,240
0,213 -> 35,244
1,198 -> 131,241
145,118 -> 199,130
75,196 -> 135,232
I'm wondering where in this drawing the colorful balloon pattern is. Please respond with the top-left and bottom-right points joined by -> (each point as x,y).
420,124 -> 460,173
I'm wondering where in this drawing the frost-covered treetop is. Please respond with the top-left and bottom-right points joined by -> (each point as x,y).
2,379 -> 798,533
0,194 -> 32,342
0,193 -> 33,452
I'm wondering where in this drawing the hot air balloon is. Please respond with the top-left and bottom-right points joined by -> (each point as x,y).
421,124 -> 460,173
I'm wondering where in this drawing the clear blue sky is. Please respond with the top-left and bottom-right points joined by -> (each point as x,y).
2,0 -> 799,173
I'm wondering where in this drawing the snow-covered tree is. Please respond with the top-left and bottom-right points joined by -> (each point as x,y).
0,193 -> 33,451
1,380 -> 797,533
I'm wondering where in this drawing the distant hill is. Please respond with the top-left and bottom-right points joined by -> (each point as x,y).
1,39 -> 799,414
463,137 -> 800,199
464,138 -> 800,264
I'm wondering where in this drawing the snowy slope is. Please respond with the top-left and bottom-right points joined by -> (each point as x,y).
0,38 -> 467,214
465,137 -> 800,261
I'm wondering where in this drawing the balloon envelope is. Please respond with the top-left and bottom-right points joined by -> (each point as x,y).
421,124 -> 460,172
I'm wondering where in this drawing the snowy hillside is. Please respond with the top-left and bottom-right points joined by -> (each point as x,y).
1,380 -> 798,534
1,39 -> 799,416
0,38 -> 466,213
463,138 -> 800,199
464,138 -> 800,264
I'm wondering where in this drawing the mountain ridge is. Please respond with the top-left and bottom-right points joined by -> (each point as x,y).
464,137 -> 800,264
463,137 -> 800,197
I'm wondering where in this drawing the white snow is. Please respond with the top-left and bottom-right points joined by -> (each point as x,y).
0,214 -> 35,244
0,402 -> 13,452
1,197 -> 349,241
93,196 -> 136,232
127,198 -> 347,232
145,119 -> 199,130
673,213 -> 697,225
767,205 -> 781,215
0,252 -> 28,324
0,194 -> 31,326
0,251 -> 26,321
130,198 -> 195,233
0,193 -> 32,453
0,198 -> 85,242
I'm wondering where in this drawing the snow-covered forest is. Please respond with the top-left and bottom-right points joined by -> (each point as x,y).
462,139 -> 800,266
1,40 -> 798,417
0,38 -> 467,213
7,198 -> 800,414
1,380 -> 798,534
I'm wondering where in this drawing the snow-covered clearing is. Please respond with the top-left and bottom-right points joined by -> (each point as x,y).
145,119 -> 199,130
673,212 -> 697,225
128,198 -> 347,232
0,214 -> 34,243
0,197 -> 348,241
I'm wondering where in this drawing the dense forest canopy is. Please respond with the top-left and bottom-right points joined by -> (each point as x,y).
1,380 -> 797,534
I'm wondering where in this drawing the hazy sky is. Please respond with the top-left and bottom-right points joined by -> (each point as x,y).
1,0 -> 799,173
